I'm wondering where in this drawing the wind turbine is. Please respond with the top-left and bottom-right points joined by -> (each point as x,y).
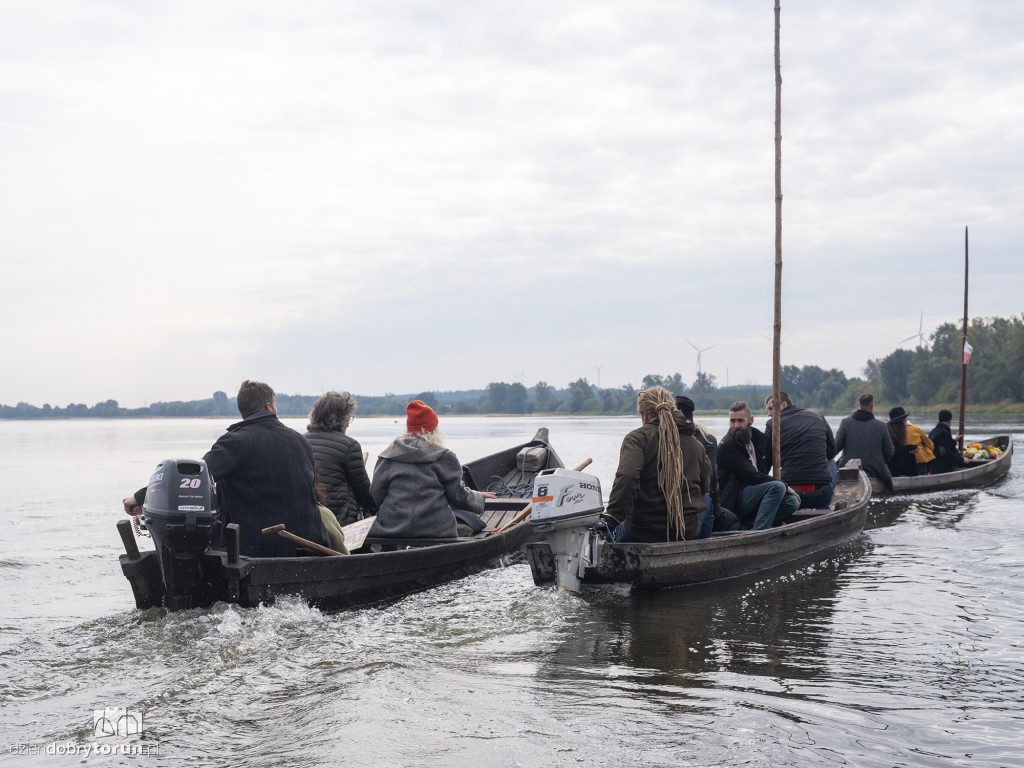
899,312 -> 926,348
686,339 -> 716,374
592,364 -> 605,388
761,331 -> 795,345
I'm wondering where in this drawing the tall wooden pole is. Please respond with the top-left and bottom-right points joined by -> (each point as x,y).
771,0 -> 783,477
957,226 -> 969,451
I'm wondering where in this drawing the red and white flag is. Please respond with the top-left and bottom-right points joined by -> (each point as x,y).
963,341 -> 974,365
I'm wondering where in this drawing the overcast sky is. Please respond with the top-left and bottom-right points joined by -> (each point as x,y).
3,1 -> 1022,408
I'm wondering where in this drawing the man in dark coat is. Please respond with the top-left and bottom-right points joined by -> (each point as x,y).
717,401 -> 800,530
676,394 -> 738,535
835,393 -> 895,490
763,392 -> 837,509
124,380 -> 329,557
929,409 -> 966,474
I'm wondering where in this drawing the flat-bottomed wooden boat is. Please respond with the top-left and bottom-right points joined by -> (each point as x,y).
526,463 -> 871,594
119,428 -> 562,611
870,435 -> 1012,496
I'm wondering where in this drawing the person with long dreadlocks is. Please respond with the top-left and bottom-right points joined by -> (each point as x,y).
605,387 -> 711,543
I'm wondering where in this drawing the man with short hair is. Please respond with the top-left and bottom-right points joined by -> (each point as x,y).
676,394 -> 735,536
835,393 -> 895,490
929,409 -> 966,474
124,380 -> 328,557
763,391 -> 837,509
717,401 -> 800,530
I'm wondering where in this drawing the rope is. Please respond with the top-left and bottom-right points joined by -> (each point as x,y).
486,444 -> 551,498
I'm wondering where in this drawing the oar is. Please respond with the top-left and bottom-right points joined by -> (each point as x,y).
261,524 -> 345,556
487,458 -> 593,536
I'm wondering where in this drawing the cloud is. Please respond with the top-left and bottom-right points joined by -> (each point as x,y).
1,1 -> 1022,408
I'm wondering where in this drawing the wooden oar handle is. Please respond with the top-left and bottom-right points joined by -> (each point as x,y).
262,524 -> 345,556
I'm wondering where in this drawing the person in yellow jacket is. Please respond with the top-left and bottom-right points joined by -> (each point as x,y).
888,407 -> 934,474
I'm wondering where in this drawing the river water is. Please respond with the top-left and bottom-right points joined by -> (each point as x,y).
1,415 -> 1022,767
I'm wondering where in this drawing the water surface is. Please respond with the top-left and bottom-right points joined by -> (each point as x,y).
1,416 -> 1021,767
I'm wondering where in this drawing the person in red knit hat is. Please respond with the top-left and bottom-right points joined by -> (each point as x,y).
368,400 -> 496,539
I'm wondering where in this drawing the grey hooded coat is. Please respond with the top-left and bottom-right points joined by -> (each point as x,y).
368,436 -> 486,539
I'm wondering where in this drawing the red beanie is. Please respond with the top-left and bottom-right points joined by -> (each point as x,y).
406,400 -> 439,434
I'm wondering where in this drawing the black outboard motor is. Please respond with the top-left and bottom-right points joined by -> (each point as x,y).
142,459 -> 219,611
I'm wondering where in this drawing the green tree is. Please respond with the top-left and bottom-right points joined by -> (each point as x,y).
566,378 -> 594,413
641,374 -> 665,389
880,349 -> 915,402
533,381 -> 557,412
862,359 -> 883,394
413,391 -> 439,410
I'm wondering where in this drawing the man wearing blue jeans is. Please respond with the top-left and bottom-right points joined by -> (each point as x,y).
764,392 -> 837,509
717,401 -> 800,530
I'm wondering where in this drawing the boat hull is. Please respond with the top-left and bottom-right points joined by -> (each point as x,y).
869,435 -> 1013,495
120,429 -> 562,611
526,465 -> 871,593
121,515 -> 535,610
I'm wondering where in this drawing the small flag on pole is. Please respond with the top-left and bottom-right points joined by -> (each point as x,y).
963,341 -> 974,365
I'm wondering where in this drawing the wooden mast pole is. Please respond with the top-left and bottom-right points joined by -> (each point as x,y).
957,226 -> 969,452
771,0 -> 783,477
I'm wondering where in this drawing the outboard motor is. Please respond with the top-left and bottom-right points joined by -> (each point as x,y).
530,468 -> 604,593
141,459 -> 219,611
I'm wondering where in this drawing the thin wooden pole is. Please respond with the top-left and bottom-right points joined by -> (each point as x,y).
771,0 -> 783,477
957,226 -> 969,451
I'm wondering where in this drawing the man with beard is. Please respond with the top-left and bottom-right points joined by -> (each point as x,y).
717,401 -> 800,530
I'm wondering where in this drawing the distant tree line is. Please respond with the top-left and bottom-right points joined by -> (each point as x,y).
866,315 -> 1024,407
0,377 -> 766,420
3,315 -> 1021,419
777,315 -> 1024,412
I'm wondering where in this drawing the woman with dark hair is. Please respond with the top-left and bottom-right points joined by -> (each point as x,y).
886,408 -> 919,477
304,391 -> 376,526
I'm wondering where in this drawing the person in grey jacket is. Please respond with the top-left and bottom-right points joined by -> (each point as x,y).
368,400 -> 496,539
835,393 -> 895,490
304,391 -> 376,526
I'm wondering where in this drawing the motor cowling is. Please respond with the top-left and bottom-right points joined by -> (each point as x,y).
530,468 -> 605,593
530,468 -> 604,529
142,459 -> 219,611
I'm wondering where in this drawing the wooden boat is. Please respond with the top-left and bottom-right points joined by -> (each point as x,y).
118,428 -> 563,611
870,435 -> 1013,495
525,463 -> 871,594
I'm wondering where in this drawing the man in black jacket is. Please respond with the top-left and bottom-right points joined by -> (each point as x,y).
717,401 -> 800,530
764,392 -> 837,509
929,409 -> 966,474
124,380 -> 329,557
